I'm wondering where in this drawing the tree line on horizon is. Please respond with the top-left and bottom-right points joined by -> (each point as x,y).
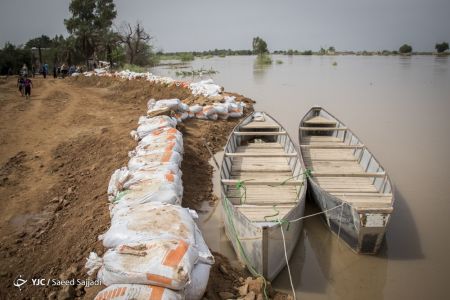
0,1 -> 449,75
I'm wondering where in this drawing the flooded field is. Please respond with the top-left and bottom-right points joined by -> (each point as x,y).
153,55 -> 450,299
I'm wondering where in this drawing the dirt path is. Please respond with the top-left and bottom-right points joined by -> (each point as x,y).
0,77 -> 150,299
0,76 -> 261,299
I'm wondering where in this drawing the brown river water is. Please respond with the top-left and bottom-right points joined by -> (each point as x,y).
152,55 -> 450,299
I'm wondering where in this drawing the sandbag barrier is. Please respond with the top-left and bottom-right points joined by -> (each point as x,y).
86,93 -> 246,299
74,68 -> 226,98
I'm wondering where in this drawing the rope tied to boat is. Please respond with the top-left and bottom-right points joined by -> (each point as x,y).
236,179 -> 252,204
268,168 -> 312,187
276,202 -> 346,300
222,196 -> 270,299
263,205 -> 280,222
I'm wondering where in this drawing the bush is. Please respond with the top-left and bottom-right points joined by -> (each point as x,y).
179,52 -> 194,61
255,54 -> 272,65
435,42 -> 449,53
399,44 -> 412,54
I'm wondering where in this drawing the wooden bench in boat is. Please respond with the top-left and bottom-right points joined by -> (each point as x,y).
302,133 -> 392,210
225,142 -> 301,220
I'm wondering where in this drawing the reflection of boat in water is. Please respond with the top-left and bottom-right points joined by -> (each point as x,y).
299,107 -> 394,254
220,112 -> 307,280
303,203 -> 388,299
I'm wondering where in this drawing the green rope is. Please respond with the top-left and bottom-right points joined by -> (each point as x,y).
263,205 -> 280,221
268,168 -> 312,187
236,179 -> 253,204
222,196 -> 270,299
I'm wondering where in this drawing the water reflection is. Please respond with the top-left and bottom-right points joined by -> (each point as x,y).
383,190 -> 424,260
151,55 -> 450,299
253,55 -> 272,82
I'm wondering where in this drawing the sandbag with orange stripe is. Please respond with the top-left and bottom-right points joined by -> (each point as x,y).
86,239 -> 198,289
94,284 -> 182,300
129,140 -> 183,158
139,127 -> 183,146
101,203 -> 198,248
127,150 -> 182,171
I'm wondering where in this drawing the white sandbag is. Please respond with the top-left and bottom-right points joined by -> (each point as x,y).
179,102 -> 189,112
202,105 -> 216,116
195,112 -> 208,120
139,128 -> 183,146
106,166 -> 182,200
228,102 -> 244,118
101,203 -> 197,248
185,263 -> 212,300
207,113 -> 218,121
134,121 -> 177,140
94,284 -> 182,300
107,167 -> 131,200
113,177 -> 183,201
218,113 -> 229,120
213,103 -> 229,114
193,224 -> 214,265
128,150 -> 182,170
180,111 -> 189,120
124,162 -> 181,176
147,98 -> 156,110
129,141 -> 183,158
138,115 -> 177,127
87,240 -> 199,289
111,188 -> 181,214
120,169 -> 182,192
189,104 -> 203,113
153,99 -> 181,110
190,79 -> 222,97
224,95 -> 236,103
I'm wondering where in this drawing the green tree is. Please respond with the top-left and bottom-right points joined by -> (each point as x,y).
252,37 -> 268,55
64,0 -> 117,66
399,44 -> 412,54
435,42 -> 449,53
25,35 -> 52,65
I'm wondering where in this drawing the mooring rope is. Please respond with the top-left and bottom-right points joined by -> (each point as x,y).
276,202 -> 346,299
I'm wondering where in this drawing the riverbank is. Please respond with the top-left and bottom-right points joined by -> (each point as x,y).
0,75 -> 291,299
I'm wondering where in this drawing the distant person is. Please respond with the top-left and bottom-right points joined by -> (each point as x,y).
57,66 -> 61,78
20,64 -> 28,77
17,77 -> 25,96
23,76 -> 32,99
43,63 -> 48,79
53,65 -> 57,78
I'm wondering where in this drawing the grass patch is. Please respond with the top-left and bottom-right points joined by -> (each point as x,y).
121,64 -> 148,73
255,54 -> 272,65
276,59 -> 283,64
175,68 -> 218,77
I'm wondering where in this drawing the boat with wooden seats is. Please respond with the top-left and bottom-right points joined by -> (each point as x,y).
299,107 -> 394,254
220,112 -> 307,280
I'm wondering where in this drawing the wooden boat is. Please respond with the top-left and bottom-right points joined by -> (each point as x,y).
299,107 -> 394,254
220,112 -> 307,280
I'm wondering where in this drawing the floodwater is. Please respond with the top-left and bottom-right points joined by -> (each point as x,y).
152,55 -> 450,299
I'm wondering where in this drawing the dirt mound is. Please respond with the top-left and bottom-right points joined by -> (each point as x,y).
0,75 -> 290,300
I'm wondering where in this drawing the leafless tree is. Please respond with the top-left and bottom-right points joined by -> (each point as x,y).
118,21 -> 152,65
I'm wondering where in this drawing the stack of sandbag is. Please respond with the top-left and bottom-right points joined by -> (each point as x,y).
146,96 -> 245,122
189,79 -> 222,97
87,113 -> 214,300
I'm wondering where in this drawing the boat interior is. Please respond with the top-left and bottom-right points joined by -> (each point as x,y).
221,112 -> 305,224
300,107 -> 393,212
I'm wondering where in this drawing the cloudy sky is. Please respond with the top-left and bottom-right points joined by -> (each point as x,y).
1,0 -> 449,52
